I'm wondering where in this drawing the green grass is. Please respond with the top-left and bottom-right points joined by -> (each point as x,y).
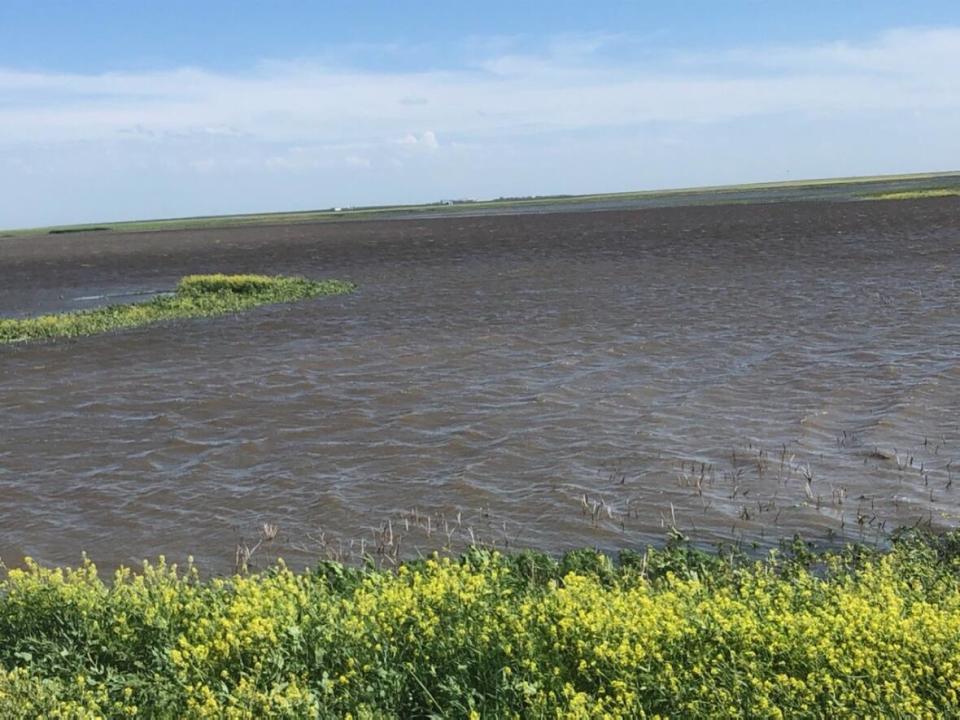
1,531 -> 959,717
0,274 -> 355,344
6,170 -> 960,237
865,187 -> 960,201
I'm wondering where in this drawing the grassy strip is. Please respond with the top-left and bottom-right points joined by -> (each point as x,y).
0,274 -> 355,344
47,226 -> 112,235
1,531 -> 959,717
865,188 -> 960,201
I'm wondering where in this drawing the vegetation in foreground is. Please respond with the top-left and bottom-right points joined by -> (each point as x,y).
0,274 -> 355,344
1,531 -> 959,718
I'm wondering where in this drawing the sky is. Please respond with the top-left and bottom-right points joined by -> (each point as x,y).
2,1 -> 960,228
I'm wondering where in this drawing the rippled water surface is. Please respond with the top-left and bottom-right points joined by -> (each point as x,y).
2,200 -> 959,571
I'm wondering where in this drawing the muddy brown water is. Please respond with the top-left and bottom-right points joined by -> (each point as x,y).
2,199 -> 959,572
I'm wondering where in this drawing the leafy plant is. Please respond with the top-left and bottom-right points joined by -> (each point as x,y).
2,532 -> 960,717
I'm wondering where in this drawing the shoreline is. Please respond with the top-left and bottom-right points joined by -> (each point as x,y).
4,170 -> 960,239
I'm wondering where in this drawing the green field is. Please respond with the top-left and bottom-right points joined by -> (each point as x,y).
0,274 -> 355,344
4,170 -> 959,238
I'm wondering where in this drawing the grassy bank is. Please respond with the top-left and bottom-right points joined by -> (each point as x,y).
1,532 -> 959,718
0,274 -> 355,344
865,188 -> 960,201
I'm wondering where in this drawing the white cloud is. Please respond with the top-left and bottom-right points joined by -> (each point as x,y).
1,27 -> 957,147
397,131 -> 439,150
691,27 -> 960,76
1,27 -> 959,226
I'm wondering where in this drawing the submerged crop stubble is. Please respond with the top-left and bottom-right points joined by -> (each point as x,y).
0,274 -> 356,344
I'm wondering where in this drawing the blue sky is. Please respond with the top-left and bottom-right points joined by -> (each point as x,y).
2,1 -> 960,227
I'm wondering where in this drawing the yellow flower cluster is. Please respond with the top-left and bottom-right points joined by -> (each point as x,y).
1,534 -> 959,717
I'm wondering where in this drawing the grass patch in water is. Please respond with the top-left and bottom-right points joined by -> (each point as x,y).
47,226 -> 112,235
1,530 -> 960,717
865,187 -> 960,201
0,274 -> 355,344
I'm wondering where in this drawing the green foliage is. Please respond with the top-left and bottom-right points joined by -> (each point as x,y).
0,274 -> 355,344
2,533 -> 960,718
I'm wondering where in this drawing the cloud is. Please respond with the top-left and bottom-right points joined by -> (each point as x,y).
1,27 -> 959,226
2,26 -> 958,147
397,131 -> 439,150
687,27 -> 960,77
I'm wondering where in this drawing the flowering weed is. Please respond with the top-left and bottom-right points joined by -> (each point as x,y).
1,532 -> 959,717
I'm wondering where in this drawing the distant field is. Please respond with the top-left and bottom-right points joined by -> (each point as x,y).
4,170 -> 960,237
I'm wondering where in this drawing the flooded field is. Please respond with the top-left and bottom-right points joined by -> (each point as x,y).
1,198 -> 959,572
